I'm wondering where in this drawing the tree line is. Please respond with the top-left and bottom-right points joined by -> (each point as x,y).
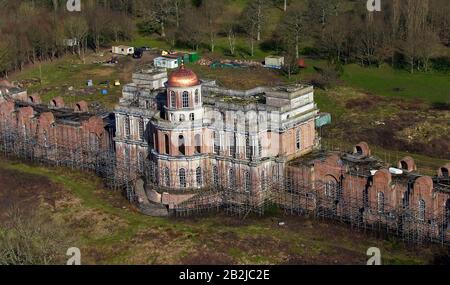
1,0 -> 450,77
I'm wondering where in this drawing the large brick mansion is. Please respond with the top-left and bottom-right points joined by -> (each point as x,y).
114,65 -> 319,203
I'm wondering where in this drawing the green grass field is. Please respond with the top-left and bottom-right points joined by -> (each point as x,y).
342,64 -> 450,104
0,157 -> 442,265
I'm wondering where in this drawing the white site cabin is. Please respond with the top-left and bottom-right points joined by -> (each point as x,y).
112,45 -> 135,56
153,57 -> 179,69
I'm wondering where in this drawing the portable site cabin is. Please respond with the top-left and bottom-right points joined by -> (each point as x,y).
154,57 -> 179,69
265,56 -> 285,69
112,45 -> 135,56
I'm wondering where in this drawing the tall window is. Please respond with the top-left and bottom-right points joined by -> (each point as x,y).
179,168 -> 186,188
164,134 -> 170,154
296,129 -> 301,150
178,135 -> 186,155
124,116 -> 130,139
170,91 -> 176,108
124,148 -> 130,168
137,152 -> 144,172
138,119 -> 145,141
195,89 -> 199,104
195,134 -> 201,154
258,138 -> 262,157
196,167 -> 203,186
244,171 -> 251,193
164,167 -> 170,187
325,181 -> 335,197
418,199 -> 426,221
213,166 -> 219,188
245,135 -> 253,159
190,113 -> 195,121
261,171 -> 267,192
214,132 -> 220,155
229,168 -> 236,188
182,91 -> 189,108
229,134 -> 236,158
377,192 -> 385,214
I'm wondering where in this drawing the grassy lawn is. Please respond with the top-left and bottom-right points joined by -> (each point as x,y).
0,157 -> 442,265
342,64 -> 450,104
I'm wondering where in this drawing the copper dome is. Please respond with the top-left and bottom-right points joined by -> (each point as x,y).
167,65 -> 200,87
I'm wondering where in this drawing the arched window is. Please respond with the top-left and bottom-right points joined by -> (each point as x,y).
179,168 -> 186,188
296,129 -> 301,150
170,91 -> 176,108
377,192 -> 385,213
178,135 -> 186,155
164,134 -> 170,154
418,199 -> 426,221
195,89 -> 199,104
272,165 -> 278,181
179,114 -> 185,122
244,171 -> 251,192
164,167 -> 170,187
325,181 -> 335,197
182,91 -> 189,108
213,132 -> 220,155
213,166 -> 219,188
196,167 -> 203,186
190,113 -> 195,121
195,134 -> 201,154
229,168 -> 236,188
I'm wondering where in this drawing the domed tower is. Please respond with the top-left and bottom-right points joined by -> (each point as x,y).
165,64 -> 203,123
151,64 -> 208,190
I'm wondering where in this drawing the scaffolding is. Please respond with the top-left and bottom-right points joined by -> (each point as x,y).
1,115 -> 449,246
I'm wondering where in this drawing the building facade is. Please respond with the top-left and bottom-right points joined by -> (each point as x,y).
115,65 -> 319,208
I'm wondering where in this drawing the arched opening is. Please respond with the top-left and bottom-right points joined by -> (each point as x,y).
195,134 -> 201,154
164,134 -> 170,154
51,100 -> 57,107
28,96 -> 34,103
196,167 -> 202,186
178,135 -> 186,155
179,168 -> 186,188
400,161 -> 408,170
355,146 -> 363,156
179,114 -> 185,121
213,131 -> 220,154
182,91 -> 189,108
441,168 -> 449,178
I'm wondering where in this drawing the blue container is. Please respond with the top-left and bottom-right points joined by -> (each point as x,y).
101,89 -> 108,95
